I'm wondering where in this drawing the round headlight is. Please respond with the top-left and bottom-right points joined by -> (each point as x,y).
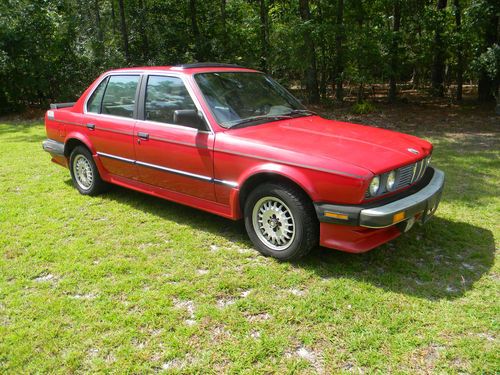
386,171 -> 397,191
369,176 -> 380,196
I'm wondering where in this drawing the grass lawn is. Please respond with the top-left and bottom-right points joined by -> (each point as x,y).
0,105 -> 498,373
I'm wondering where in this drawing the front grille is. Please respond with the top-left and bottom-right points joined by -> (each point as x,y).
395,157 -> 429,190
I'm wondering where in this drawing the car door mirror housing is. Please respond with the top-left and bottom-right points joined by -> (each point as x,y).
173,109 -> 207,131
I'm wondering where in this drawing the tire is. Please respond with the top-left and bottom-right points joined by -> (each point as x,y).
69,146 -> 107,196
244,182 -> 319,260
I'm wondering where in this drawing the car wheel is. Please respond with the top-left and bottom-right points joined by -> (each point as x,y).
244,182 -> 319,260
69,146 -> 107,195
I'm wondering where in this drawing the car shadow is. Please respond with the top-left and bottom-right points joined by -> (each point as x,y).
71,181 -> 495,302
298,216 -> 495,301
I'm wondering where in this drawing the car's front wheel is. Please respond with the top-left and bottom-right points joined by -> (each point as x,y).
244,182 -> 318,260
69,146 -> 107,195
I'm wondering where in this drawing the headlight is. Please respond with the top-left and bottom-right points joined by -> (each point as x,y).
427,155 -> 432,165
369,176 -> 380,196
386,170 -> 397,191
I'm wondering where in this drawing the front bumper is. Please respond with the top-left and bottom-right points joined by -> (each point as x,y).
315,167 -> 445,229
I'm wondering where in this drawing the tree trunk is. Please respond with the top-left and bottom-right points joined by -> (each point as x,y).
117,0 -> 130,64
299,0 -> 320,104
259,0 -> 270,72
190,0 -> 204,61
431,0 -> 448,97
497,15 -> 500,113
477,8 -> 498,102
388,0 -> 401,102
357,83 -> 364,103
221,0 -> 227,55
138,0 -> 150,62
334,0 -> 344,103
453,0 -> 463,101
111,0 -> 117,34
318,0 -> 327,100
93,0 -> 104,62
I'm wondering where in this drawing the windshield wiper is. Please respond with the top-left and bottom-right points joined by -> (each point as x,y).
285,109 -> 318,117
227,114 -> 293,129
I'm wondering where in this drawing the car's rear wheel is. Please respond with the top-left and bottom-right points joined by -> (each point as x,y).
69,146 -> 107,195
244,182 -> 318,260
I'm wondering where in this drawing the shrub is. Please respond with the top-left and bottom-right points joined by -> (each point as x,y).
351,101 -> 377,114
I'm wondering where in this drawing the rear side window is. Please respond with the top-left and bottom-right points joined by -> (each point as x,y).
86,77 -> 108,113
145,76 -> 196,124
101,75 -> 140,118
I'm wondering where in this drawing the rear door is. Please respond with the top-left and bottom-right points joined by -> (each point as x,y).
84,74 -> 141,179
133,74 -> 216,201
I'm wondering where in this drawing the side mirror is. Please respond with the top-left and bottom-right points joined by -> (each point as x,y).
173,109 -> 207,131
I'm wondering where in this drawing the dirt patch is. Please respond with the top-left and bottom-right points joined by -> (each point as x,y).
245,312 -> 271,322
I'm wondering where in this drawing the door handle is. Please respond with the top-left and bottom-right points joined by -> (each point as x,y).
86,123 -> 95,130
137,132 -> 149,140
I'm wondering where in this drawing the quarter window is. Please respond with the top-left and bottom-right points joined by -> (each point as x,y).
101,75 -> 140,118
86,77 -> 108,113
145,76 -> 196,125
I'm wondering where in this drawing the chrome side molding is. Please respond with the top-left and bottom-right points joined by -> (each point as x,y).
96,151 -> 238,188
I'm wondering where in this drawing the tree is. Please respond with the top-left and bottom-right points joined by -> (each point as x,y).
1,0 -> 499,114
476,1 -> 499,102
138,0 -> 150,61
299,0 -> 320,103
259,0 -> 270,71
93,0 -> 104,63
388,0 -> 401,102
453,0 -> 464,101
220,0 -> 228,54
431,0 -> 448,97
333,0 -> 344,103
118,0 -> 130,63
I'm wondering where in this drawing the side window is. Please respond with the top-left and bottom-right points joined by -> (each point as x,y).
101,75 -> 140,118
86,77 -> 108,113
145,76 -> 196,125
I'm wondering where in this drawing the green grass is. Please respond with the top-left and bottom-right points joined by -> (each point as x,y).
0,121 -> 498,373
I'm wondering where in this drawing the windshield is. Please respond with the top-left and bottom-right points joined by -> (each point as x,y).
194,72 -> 307,128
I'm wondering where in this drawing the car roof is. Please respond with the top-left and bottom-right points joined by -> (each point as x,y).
107,63 -> 260,75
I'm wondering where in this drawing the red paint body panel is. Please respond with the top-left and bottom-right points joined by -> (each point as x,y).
108,174 -> 234,219
44,66 -> 435,254
85,114 -> 139,179
133,121 -> 216,200
319,223 -> 402,253
223,116 -> 432,175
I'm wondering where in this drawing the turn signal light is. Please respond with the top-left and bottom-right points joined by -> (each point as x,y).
393,211 -> 405,223
325,212 -> 349,220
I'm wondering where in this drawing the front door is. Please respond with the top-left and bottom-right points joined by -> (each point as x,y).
133,75 -> 215,201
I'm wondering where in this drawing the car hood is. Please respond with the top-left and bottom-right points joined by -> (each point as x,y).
220,116 -> 432,175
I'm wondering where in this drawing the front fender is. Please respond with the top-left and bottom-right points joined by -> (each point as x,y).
237,162 -> 320,200
227,160 -> 368,220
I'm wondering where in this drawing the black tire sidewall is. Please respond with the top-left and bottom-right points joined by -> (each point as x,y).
244,183 -> 314,260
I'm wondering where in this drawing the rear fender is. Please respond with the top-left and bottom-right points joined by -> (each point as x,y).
64,132 -> 110,180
